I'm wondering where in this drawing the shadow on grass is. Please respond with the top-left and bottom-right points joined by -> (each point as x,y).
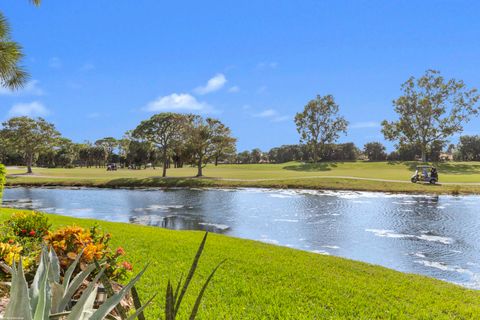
387,161 -> 480,175
103,177 -> 216,188
282,162 -> 338,172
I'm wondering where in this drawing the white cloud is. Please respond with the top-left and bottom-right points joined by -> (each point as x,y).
351,121 -> 380,129
8,101 -> 50,117
0,80 -> 44,96
228,86 -> 240,93
254,108 -> 290,122
143,93 -> 213,113
257,62 -> 278,69
49,57 -> 62,68
194,74 -> 227,95
255,109 -> 277,118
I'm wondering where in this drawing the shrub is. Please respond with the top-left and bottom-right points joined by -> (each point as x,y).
44,224 -> 132,281
3,211 -> 51,240
0,164 -> 5,201
0,242 -> 34,270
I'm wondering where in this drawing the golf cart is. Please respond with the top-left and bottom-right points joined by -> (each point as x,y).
411,165 -> 438,184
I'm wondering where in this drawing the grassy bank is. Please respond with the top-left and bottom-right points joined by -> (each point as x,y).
1,208 -> 479,319
5,161 -> 480,194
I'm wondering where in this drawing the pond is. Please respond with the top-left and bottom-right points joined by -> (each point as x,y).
2,187 -> 480,289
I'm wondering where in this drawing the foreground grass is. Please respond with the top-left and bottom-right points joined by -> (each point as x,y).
6,161 -> 480,194
1,208 -> 479,319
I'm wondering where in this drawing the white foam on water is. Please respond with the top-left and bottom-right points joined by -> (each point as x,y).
273,219 -> 299,223
198,222 -> 230,231
322,245 -> 340,249
417,234 -> 453,245
414,252 -> 426,258
133,204 -> 185,212
365,229 -> 413,239
366,229 -> 454,244
415,260 -> 472,275
270,194 -> 293,199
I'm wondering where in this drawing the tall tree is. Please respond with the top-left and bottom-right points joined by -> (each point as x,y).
294,94 -> 348,162
382,70 -> 480,162
132,113 -> 185,177
250,148 -> 262,163
0,117 -> 60,173
185,116 -> 234,177
95,137 -> 118,165
364,142 -> 387,161
211,123 -> 236,166
457,135 -> 480,161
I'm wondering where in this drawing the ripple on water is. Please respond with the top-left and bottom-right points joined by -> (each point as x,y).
366,229 -> 454,244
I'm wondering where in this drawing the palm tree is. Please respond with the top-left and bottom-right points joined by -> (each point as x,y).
0,0 -> 41,90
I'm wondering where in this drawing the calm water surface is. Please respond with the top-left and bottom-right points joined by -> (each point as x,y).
3,187 -> 480,289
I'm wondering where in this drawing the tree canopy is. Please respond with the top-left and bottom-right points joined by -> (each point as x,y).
294,94 -> 348,162
0,117 -> 60,173
132,113 -> 186,177
382,70 -> 480,162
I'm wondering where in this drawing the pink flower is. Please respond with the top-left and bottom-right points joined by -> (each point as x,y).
116,247 -> 125,256
122,261 -> 133,271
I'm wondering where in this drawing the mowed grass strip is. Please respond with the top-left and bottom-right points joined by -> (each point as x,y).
1,208 -> 479,319
5,161 -> 480,194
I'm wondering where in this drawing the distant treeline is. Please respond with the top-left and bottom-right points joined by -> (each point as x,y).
235,137 -> 480,164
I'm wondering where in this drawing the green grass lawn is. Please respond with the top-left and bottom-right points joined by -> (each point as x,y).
5,161 -> 480,194
0,208 -> 479,319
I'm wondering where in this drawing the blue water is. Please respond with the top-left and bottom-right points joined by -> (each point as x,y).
3,187 -> 480,289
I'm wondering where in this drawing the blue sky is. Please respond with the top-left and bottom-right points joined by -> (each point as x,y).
1,0 -> 480,151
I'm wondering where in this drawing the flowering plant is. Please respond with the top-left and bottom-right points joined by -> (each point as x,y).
44,224 -> 132,281
0,242 -> 35,270
3,211 -> 51,240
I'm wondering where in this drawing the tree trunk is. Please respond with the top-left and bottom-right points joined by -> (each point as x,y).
215,156 -> 219,166
26,153 -> 33,174
421,146 -> 427,162
196,156 -> 203,177
162,147 -> 168,177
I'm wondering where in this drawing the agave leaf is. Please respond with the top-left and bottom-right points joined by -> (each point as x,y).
174,232 -> 208,316
165,281 -> 174,320
88,264 -> 149,320
126,294 -> 156,320
5,259 -> 33,320
49,311 -> 72,319
48,247 -> 61,283
30,247 -> 48,312
63,249 -> 84,291
50,282 -> 65,314
58,263 -> 96,312
80,284 -> 98,319
189,259 -> 225,320
131,285 -> 146,320
173,273 -> 183,302
67,268 -> 105,320
33,263 -> 51,320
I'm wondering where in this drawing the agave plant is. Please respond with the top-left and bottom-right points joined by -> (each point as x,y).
164,232 -> 225,320
4,246 -> 150,320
